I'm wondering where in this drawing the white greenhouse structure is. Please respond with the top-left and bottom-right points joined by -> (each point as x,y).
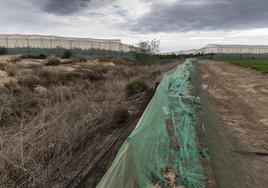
0,34 -> 131,52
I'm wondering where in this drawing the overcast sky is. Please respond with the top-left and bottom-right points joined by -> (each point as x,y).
1,0 -> 268,52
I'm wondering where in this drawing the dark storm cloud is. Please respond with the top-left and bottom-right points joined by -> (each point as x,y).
42,0 -> 91,15
130,0 -> 268,32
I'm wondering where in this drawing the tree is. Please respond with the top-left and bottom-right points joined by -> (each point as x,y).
135,39 -> 161,64
136,39 -> 160,54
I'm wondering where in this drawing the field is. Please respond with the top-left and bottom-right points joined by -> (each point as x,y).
228,59 -> 268,73
0,55 -> 178,187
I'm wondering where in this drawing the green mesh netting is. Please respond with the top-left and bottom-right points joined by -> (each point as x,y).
97,59 -> 204,188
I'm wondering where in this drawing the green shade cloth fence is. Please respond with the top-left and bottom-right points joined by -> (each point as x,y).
97,59 -> 204,188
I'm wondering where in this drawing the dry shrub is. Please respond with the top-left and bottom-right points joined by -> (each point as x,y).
88,64 -> 109,74
0,86 -> 39,127
38,69 -> 104,85
98,56 -> 133,65
5,64 -> 17,76
7,56 -> 22,64
0,89 -> 112,187
126,78 -> 148,96
38,69 -> 79,85
76,56 -> 88,62
112,105 -> 129,126
46,56 -> 61,66
80,69 -> 105,81
18,75 -> 41,87
0,63 -> 6,71
4,80 -> 20,92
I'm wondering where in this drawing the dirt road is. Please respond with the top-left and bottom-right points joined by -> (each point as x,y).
200,60 -> 268,188
201,60 -> 268,151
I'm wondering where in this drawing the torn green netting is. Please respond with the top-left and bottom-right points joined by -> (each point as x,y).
97,59 -> 205,188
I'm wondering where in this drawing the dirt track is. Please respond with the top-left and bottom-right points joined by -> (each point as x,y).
200,60 -> 268,187
200,60 -> 268,151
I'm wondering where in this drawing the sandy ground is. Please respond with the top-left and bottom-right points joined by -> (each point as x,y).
200,60 -> 268,151
200,60 -> 268,187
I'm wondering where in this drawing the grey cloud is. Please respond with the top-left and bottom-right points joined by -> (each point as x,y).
42,0 -> 91,15
129,0 -> 268,32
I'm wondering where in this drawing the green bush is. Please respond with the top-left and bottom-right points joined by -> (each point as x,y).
0,47 -> 7,55
126,78 -> 148,96
46,56 -> 61,66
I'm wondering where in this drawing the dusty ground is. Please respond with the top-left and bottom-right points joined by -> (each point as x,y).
200,60 -> 268,187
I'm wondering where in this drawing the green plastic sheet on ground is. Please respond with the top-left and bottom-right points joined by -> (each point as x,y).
97,59 -> 205,188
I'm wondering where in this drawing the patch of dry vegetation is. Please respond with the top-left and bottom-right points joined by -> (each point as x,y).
46,56 -> 61,66
126,77 -> 148,96
75,56 -> 88,63
7,56 -> 22,64
5,64 -> 17,77
0,56 -> 177,187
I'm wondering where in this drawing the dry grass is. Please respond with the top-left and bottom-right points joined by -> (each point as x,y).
46,56 -> 61,66
0,57 -> 178,187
